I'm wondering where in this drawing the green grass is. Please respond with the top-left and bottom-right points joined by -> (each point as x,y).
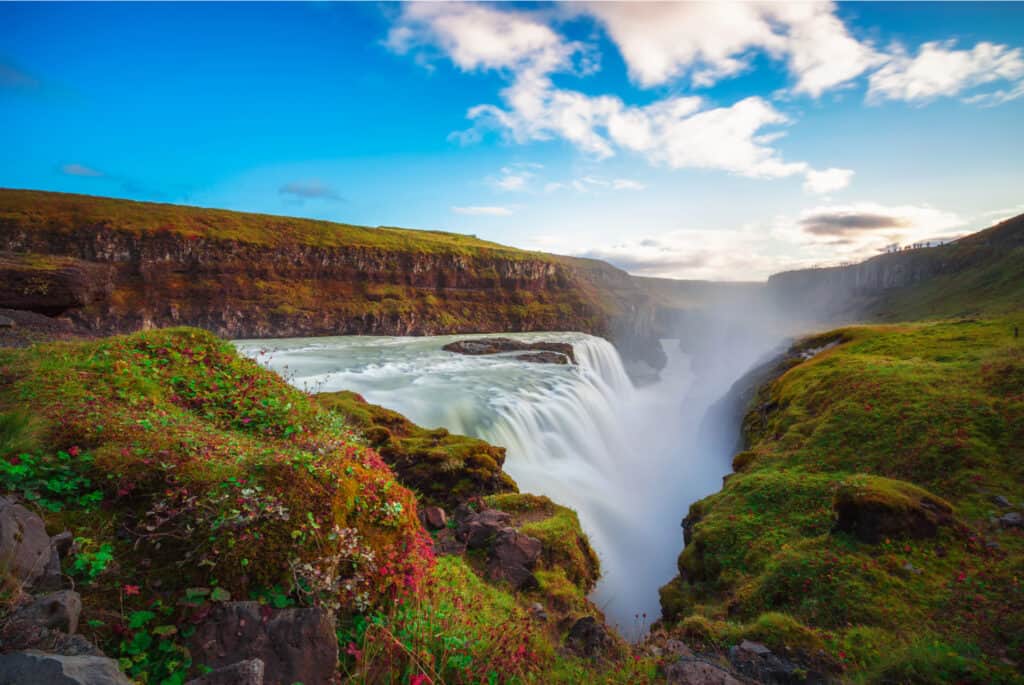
661,317 -> 1024,683
0,188 -> 550,258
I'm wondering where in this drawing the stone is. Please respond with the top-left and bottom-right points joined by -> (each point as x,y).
432,529 -> 465,556
184,659 -> 265,685
565,616 -> 612,658
420,506 -> 447,531
0,496 -> 53,588
0,315 -> 13,328
0,652 -> 132,684
442,338 -> 577,364
514,351 -> 569,365
664,657 -> 743,685
456,508 -> 513,549
486,560 -> 538,592
7,590 -> 82,634
491,530 -> 542,569
189,602 -> 337,685
528,602 -> 548,622
999,512 -> 1023,528
51,532 -> 74,558
729,640 -> 803,684
992,495 -> 1013,508
665,639 -> 694,658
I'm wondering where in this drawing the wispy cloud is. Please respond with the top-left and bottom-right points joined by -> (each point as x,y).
279,180 -> 343,201
61,163 -> 104,178
452,205 -> 514,216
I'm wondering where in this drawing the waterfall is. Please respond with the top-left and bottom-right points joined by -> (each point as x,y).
235,332 -> 702,638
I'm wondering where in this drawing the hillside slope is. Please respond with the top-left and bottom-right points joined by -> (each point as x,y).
659,318 -> 1024,683
0,189 -> 662,366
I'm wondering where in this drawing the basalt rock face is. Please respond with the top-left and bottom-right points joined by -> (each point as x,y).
0,190 -> 664,370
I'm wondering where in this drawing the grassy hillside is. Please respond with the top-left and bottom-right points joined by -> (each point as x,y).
660,317 -> 1024,683
0,188 -> 547,259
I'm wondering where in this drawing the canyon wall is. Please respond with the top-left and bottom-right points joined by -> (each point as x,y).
0,189 -> 663,366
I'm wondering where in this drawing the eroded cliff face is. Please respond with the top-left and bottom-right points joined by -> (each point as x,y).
0,191 -> 664,367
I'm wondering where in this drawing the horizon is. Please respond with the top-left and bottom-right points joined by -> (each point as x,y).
3,1 -> 1024,280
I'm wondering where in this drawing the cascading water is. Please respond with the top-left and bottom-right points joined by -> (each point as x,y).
234,331 -> 737,638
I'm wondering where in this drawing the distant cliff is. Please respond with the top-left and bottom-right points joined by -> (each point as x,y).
766,212 -> 1024,321
0,189 -> 663,365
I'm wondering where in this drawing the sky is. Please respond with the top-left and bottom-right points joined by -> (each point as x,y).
2,1 -> 1024,281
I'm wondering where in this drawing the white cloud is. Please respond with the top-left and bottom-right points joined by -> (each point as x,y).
583,1 -> 881,96
390,3 -> 851,189
451,205 -> 514,216
802,167 -> 854,195
61,163 -> 104,177
612,179 -> 645,191
868,40 -> 1024,104
490,165 -> 536,191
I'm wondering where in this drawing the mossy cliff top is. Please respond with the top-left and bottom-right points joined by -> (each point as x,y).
660,316 -> 1024,683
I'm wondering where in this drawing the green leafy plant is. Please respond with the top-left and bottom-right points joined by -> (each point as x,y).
0,447 -> 103,512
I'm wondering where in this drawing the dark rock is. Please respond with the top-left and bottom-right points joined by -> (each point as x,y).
443,338 -> 577,364
456,508 -> 513,549
999,512 -> 1023,528
0,496 -> 53,589
665,639 -> 694,658
491,530 -> 542,569
729,640 -> 803,684
528,602 -> 548,622
833,479 -> 955,544
0,315 -> 13,328
565,616 -> 612,658
420,506 -> 447,531
487,561 -> 538,591
6,590 -> 82,634
51,532 -> 74,558
664,657 -> 743,684
991,495 -> 1013,508
514,351 -> 569,365
0,652 -> 131,684
36,546 -> 64,592
185,659 -> 265,685
432,529 -> 465,556
189,602 -> 337,685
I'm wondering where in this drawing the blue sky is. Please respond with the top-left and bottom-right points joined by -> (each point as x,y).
2,2 -> 1023,280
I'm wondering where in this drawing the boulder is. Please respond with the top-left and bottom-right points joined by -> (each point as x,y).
185,659 -> 265,685
0,652 -> 131,685
189,602 -> 337,685
6,590 -> 82,634
491,530 -> 542,569
420,506 -> 447,531
999,512 -> 1023,528
664,657 -> 743,685
833,478 -> 955,544
442,338 -> 577,364
565,616 -> 612,658
0,315 -> 13,329
0,496 -> 52,588
514,352 -> 569,365
456,508 -> 512,549
991,495 -> 1013,508
728,640 -> 804,684
432,529 -> 465,556
486,561 -> 538,592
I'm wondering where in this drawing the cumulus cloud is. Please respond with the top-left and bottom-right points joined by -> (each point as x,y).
868,40 -> 1024,105
279,180 -> 342,201
389,2 -> 847,191
803,167 -> 854,194
61,163 -> 104,177
490,163 -> 540,192
452,205 -> 514,216
583,1 -> 881,95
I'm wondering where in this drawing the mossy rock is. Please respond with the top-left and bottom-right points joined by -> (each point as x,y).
317,391 -> 517,509
833,475 -> 955,544
485,493 -> 600,594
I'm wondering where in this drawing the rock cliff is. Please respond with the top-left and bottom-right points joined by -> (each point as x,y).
0,189 -> 663,367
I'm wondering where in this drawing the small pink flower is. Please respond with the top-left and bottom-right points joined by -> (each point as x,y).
123,584 -> 141,596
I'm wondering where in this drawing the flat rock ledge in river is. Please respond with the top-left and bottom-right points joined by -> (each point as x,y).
442,337 -> 577,364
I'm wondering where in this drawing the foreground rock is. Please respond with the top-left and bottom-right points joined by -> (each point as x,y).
184,659 -> 265,685
833,477 -> 956,543
443,338 -> 577,364
0,652 -> 131,685
0,496 -> 53,589
189,602 -> 337,685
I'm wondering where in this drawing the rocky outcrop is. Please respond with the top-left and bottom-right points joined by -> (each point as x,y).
0,190 -> 665,371
443,337 -> 576,364
0,495 -> 56,590
832,477 -> 957,544
0,653 -> 131,685
188,602 -> 338,685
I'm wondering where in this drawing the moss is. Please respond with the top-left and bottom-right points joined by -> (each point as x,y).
660,318 -> 1024,682
0,327 -> 434,672
486,493 -> 601,593
317,390 -> 517,509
